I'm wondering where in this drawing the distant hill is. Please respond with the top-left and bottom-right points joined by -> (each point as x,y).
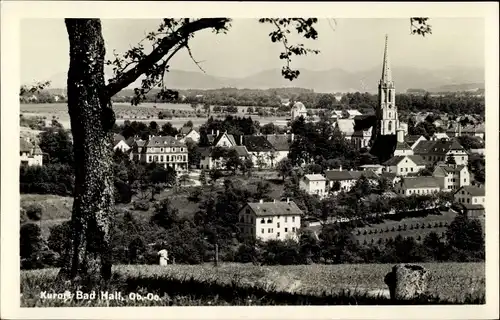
41,65 -> 485,94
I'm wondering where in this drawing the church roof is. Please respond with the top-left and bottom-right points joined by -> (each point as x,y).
380,34 -> 393,84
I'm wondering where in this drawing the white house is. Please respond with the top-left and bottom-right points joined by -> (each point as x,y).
131,135 -> 189,172
179,127 -> 200,143
344,109 -> 363,119
240,135 -> 277,169
335,119 -> 356,141
324,168 -> 378,193
395,176 -> 441,196
237,199 -> 304,242
454,185 -> 485,217
299,174 -> 327,198
352,127 -> 373,149
20,138 -> 43,167
291,101 -> 307,120
413,139 -> 469,166
382,155 -> 427,177
393,141 -> 414,157
430,132 -> 450,141
113,134 -> 132,153
359,164 -> 384,175
432,164 -> 470,192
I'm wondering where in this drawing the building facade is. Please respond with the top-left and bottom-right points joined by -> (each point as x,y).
432,164 -> 470,191
132,136 -> 188,172
237,200 -> 303,242
395,176 -> 441,196
299,174 -> 327,198
20,138 -> 43,167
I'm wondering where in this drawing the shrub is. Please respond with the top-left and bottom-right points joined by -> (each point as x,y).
25,204 -> 43,221
20,223 -> 44,269
133,200 -> 150,211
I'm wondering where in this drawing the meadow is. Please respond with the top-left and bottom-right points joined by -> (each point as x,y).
20,262 -> 485,307
20,103 -> 288,129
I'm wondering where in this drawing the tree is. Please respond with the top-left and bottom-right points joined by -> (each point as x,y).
151,198 -> 180,229
39,127 -> 74,165
20,223 -> 44,269
446,215 -> 484,261
178,173 -> 191,186
199,169 -> 207,186
276,158 -> 293,181
59,17 -> 432,284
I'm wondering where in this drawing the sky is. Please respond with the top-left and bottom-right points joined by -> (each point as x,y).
20,18 -> 485,84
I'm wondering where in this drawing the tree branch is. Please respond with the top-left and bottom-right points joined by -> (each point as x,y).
105,18 -> 230,98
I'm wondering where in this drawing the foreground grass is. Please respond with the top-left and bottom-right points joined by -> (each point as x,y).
21,262 -> 485,307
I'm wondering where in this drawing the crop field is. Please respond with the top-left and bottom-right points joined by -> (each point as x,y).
20,103 -> 287,130
20,262 -> 485,306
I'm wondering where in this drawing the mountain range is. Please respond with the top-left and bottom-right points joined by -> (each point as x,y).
43,65 -> 484,94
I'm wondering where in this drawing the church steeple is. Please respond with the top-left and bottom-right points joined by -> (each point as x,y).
377,34 -> 398,136
380,34 -> 392,84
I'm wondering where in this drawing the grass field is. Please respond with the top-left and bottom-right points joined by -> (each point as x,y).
20,262 -> 485,306
20,103 -> 288,130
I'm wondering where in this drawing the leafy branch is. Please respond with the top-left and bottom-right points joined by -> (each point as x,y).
20,81 -> 51,96
410,18 -> 432,37
259,18 -> 320,81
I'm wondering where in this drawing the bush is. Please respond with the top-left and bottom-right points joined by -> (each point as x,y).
25,204 -> 43,221
20,223 -> 45,269
133,200 -> 150,211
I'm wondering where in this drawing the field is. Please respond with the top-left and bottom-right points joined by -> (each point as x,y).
21,172 -> 286,239
20,262 -> 485,306
20,103 -> 288,129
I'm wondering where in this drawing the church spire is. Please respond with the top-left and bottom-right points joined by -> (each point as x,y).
381,34 -> 392,83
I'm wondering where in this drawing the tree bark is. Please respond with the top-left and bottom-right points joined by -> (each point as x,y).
58,19 -> 114,286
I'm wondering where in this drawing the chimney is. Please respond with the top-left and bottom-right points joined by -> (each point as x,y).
259,199 -> 264,204
286,198 -> 290,203
240,135 -> 243,145
339,165 -> 342,172
397,129 -> 404,143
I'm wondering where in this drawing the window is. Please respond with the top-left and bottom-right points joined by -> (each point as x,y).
464,178 -> 466,182
389,112 -> 392,118
261,229 -> 264,234
467,198 -> 470,203
277,222 -> 280,228
183,155 -> 187,162
268,228 -> 273,233
400,168 -> 403,172
166,155 -> 170,162
180,148 -> 184,152
160,155 -> 164,162
405,168 -> 408,172
148,156 -> 152,162
285,217 -> 288,223
173,148 -> 176,152
267,218 -> 272,223
277,232 -> 280,237
261,219 -> 265,224
474,198 -> 477,203
284,228 -> 288,232
410,168 -> 413,172
292,217 -> 295,222
292,227 -> 295,232
388,121 -> 392,132
462,157 -> 464,160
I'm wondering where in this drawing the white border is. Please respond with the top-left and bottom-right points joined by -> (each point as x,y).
2,2 -> 499,319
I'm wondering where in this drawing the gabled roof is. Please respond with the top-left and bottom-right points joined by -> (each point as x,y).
304,174 -> 327,181
435,164 -> 467,174
380,172 -> 397,181
457,185 -> 485,197
395,141 -> 412,150
413,141 -> 436,154
265,134 -> 291,151
20,139 -> 33,153
179,126 -> 192,135
324,170 -> 355,181
113,133 -> 126,144
232,146 -> 250,157
245,201 -> 304,217
429,139 -> 465,154
242,135 -> 275,152
146,136 -> 185,148
383,155 -> 427,166
404,135 -> 426,145
462,123 -> 485,133
400,176 -> 441,189
213,131 -> 237,147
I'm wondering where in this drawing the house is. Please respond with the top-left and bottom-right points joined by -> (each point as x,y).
131,135 -> 188,172
199,145 -> 250,170
240,135 -> 276,169
113,133 -> 133,153
359,164 -> 384,175
380,172 -> 400,186
335,119 -> 355,140
299,174 -> 327,198
395,176 -> 441,196
413,138 -> 468,165
265,134 -> 293,165
461,123 -> 485,140
330,110 -> 343,119
237,199 -> 304,242
324,168 -> 378,193
351,126 -> 373,149
344,109 -> 362,119
20,138 -> 43,166
432,164 -> 470,192
454,186 -> 485,217
212,131 -> 237,148
382,155 -> 427,177
291,101 -> 307,120
393,141 -> 414,156
405,135 -> 427,150
179,127 -> 200,143
430,132 -> 450,141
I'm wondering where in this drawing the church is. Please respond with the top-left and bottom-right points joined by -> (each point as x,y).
350,35 -> 408,162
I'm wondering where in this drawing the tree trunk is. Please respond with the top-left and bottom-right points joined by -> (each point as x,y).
58,19 -> 115,287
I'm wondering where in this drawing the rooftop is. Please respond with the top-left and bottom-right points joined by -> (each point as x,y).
400,176 -> 441,189
304,174 -> 327,181
457,185 -> 485,197
245,201 -> 304,217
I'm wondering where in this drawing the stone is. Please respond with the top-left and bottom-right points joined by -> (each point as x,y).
384,264 -> 429,301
